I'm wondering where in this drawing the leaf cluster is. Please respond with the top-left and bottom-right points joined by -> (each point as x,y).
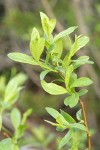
8,12 -> 93,149
0,73 -> 32,150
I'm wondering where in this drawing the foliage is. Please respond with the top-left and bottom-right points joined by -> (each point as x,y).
8,12 -> 93,149
0,73 -> 32,149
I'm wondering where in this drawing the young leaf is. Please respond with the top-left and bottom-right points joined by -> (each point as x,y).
71,123 -> 86,131
72,60 -> 94,69
69,73 -> 77,87
0,138 -> 15,150
65,65 -> 74,89
70,77 -> 93,88
21,109 -> 32,125
72,56 -> 94,69
72,56 -> 89,62
40,70 -> 50,80
45,107 -> 61,119
14,125 -> 27,140
76,109 -> 82,121
52,39 -> 63,59
56,115 -> 64,126
40,12 -> 56,38
41,80 -> 67,95
64,95 -> 72,107
4,78 -> 19,103
69,93 -> 79,108
31,27 -> 40,41
30,38 -> 45,61
62,51 -> 71,69
69,36 -> 89,58
77,36 -> 89,50
78,89 -> 88,96
11,108 -> 21,130
64,93 -> 79,108
13,73 -> 27,86
53,26 -> 78,43
59,130 -> 73,149
8,53 -> 38,65
60,110 -> 76,123
45,107 -> 69,126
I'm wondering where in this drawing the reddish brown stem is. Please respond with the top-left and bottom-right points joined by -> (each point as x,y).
79,99 -> 91,150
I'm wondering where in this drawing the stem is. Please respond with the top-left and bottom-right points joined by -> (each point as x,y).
79,99 -> 91,150
2,126 -> 12,137
45,51 -> 51,64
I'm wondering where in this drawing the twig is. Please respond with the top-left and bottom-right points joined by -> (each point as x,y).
2,125 -> 12,138
79,99 -> 91,150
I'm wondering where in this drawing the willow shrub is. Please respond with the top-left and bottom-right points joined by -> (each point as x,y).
8,12 -> 93,149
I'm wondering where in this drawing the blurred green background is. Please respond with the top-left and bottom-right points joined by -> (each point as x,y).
0,0 -> 100,149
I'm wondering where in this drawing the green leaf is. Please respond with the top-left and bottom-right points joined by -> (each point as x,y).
72,56 -> 89,62
72,56 -> 94,69
73,60 -> 94,69
65,65 -> 74,89
60,110 -> 76,123
45,107 -> 61,119
11,108 -> 21,130
52,39 -> 63,59
59,130 -> 73,149
0,138 -> 14,150
40,70 -> 50,80
64,93 -> 79,108
4,77 -> 19,103
77,36 -> 89,50
53,26 -> 78,43
8,53 -> 38,65
69,36 -> 89,58
21,109 -> 32,125
71,123 -> 86,131
62,51 -> 71,69
30,37 -> 45,61
49,19 -> 56,34
45,107 -> 69,126
69,73 -> 77,87
40,62 -> 57,72
40,12 -> 56,38
41,80 -> 67,95
76,109 -> 82,121
31,27 -> 40,41
56,115 -> 64,126
64,95 -> 72,107
70,77 -> 93,88
13,73 -> 27,86
14,125 -> 27,140
78,89 -> 88,96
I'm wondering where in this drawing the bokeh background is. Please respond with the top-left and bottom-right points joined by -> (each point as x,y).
0,0 -> 100,149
